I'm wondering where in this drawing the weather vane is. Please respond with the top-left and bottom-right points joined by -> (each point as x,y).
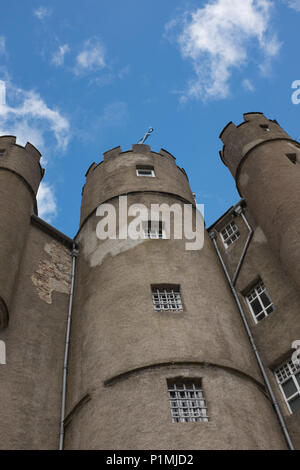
137,127 -> 154,145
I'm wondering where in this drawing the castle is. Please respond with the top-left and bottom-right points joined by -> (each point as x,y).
0,112 -> 299,450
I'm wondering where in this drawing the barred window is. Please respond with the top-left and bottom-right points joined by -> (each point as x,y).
220,221 -> 240,248
275,360 -> 300,414
142,221 -> 165,239
136,165 -> 155,177
152,285 -> 183,311
246,280 -> 274,323
167,379 -> 208,423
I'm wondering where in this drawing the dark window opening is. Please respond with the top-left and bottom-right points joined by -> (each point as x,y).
260,124 -> 270,132
286,153 -> 297,164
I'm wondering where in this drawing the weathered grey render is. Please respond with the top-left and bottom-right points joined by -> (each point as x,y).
0,112 -> 299,450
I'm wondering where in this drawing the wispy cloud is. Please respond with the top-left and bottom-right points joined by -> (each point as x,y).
242,78 -> 255,92
165,0 -> 280,101
0,79 -> 70,154
37,182 -> 57,223
0,36 -> 6,55
283,0 -> 300,11
74,38 -> 106,75
34,6 -> 52,21
51,44 -> 70,66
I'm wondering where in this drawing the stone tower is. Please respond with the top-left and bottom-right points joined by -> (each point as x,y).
63,143 -> 286,450
220,112 -> 300,293
0,136 -> 43,328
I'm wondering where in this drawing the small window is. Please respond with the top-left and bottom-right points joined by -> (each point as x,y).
260,124 -> 270,132
245,280 -> 274,323
142,221 -> 165,239
286,153 -> 297,164
136,165 -> 155,177
167,378 -> 209,423
0,149 -> 5,157
220,221 -> 240,248
275,360 -> 300,414
152,285 -> 183,311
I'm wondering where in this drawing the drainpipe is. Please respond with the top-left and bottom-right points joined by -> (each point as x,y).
209,212 -> 295,451
59,242 -> 78,451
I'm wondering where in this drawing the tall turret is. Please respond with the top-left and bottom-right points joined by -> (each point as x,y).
220,112 -> 300,293
0,136 -> 44,328
64,143 -> 286,450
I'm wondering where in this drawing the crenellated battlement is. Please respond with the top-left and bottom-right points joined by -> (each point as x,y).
80,143 -> 193,228
0,135 -> 44,195
219,112 -> 292,179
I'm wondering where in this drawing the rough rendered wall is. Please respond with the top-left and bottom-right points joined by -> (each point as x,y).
0,222 -> 71,450
212,207 -> 300,449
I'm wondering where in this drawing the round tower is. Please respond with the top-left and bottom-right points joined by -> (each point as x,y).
65,143 -> 286,450
0,136 -> 44,328
220,112 -> 300,293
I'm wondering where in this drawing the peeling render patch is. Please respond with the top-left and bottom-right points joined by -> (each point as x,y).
31,241 -> 72,304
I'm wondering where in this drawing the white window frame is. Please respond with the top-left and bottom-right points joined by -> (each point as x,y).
220,221 -> 240,248
167,381 -> 209,423
275,360 -> 300,415
136,167 -> 155,177
142,221 -> 165,239
152,286 -> 183,312
245,280 -> 274,323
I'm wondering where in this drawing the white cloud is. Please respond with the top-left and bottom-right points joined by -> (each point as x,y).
166,0 -> 280,101
37,182 -> 57,223
283,0 -> 300,11
0,36 -> 6,55
0,80 -> 70,153
51,44 -> 70,66
74,38 -> 106,75
34,6 -> 52,20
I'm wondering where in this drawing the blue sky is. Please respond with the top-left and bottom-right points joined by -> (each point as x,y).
1,0 -> 300,236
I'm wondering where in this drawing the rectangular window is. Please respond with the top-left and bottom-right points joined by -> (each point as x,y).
142,221 -> 165,239
220,221 -> 240,248
136,165 -> 155,177
167,379 -> 208,423
0,149 -> 5,157
275,360 -> 300,414
152,285 -> 183,311
246,280 -> 274,323
260,124 -> 270,132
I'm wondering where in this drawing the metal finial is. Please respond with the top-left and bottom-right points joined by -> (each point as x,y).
137,127 -> 154,145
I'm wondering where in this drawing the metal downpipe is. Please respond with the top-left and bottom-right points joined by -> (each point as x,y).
59,242 -> 78,450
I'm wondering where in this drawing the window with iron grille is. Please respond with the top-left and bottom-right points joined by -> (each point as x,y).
275,360 -> 300,414
152,285 -> 183,311
136,165 -> 155,177
220,221 -> 240,248
167,379 -> 208,423
142,221 -> 165,239
245,280 -> 274,323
